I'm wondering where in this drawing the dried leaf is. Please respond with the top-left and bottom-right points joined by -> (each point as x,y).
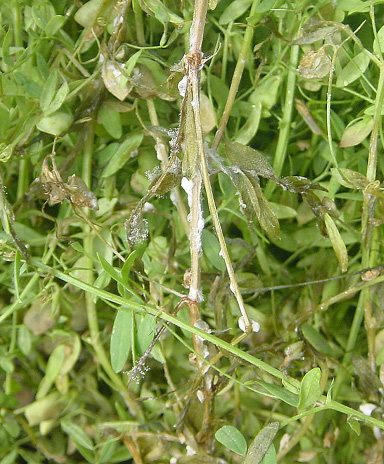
66,175 -> 99,210
278,175 -> 327,193
23,299 -> 57,336
40,155 -> 98,209
125,210 -> 149,248
241,174 -> 280,238
149,158 -> 182,195
298,46 -> 333,79
294,25 -> 338,45
101,59 -> 132,101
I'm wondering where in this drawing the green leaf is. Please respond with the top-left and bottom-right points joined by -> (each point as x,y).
74,0 -> 105,27
219,0 -> 253,25
333,168 -> 369,190
45,15 -> 66,36
61,420 -> 94,450
124,50 -> 143,77
37,111 -> 73,136
301,323 -> 343,357
143,0 -> 183,24
260,445 -> 277,464
2,29 -> 13,67
44,80 -> 69,115
270,202 -> 297,219
374,25 -> 384,55
36,344 -> 66,399
339,116 -> 374,147
235,101 -> 262,145
347,416 -> 361,435
335,52 -> 370,87
14,72 -> 42,99
40,70 -> 58,111
202,229 -> 225,272
256,380 -> 299,407
298,367 -> 322,410
102,133 -> 143,177
136,313 -> 156,356
110,310 -> 133,373
242,422 -> 279,464
215,425 -> 247,456
18,325 -> 32,356
338,0 -> 370,13
97,253 -> 125,287
98,105 -> 122,139
324,213 -> 348,272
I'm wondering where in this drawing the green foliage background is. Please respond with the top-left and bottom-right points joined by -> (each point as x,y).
1,0 -> 384,463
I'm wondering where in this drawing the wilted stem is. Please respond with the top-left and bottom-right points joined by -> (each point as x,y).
185,0 -> 251,331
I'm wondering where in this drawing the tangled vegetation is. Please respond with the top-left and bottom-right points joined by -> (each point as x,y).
1,0 -> 384,463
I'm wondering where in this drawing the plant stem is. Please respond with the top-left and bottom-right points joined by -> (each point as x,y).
211,0 -> 260,151
146,99 -> 189,232
265,44 -> 299,197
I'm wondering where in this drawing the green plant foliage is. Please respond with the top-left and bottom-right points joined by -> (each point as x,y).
2,0 -> 384,462
215,425 -> 247,456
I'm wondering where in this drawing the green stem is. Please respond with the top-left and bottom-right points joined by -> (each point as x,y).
133,0 -> 145,46
12,0 -> 29,200
265,45 -> 299,197
212,0 -> 260,151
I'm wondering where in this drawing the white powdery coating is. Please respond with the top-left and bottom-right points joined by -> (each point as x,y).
178,76 -> 188,97
181,177 -> 194,208
238,316 -> 260,333
108,63 -> 123,79
142,202 -> 155,212
359,403 -> 377,417
189,286 -> 203,302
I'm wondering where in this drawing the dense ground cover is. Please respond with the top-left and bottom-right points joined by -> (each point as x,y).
1,0 -> 384,462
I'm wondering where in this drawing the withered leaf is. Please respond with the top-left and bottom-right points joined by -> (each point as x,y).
66,175 -> 99,210
239,174 -> 280,239
40,155 -> 98,210
125,210 -> 149,248
278,176 -> 327,193
298,46 -> 333,79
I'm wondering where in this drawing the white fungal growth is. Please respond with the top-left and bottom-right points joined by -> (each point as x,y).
142,202 -> 155,212
189,287 -> 203,302
178,76 -> 188,97
359,403 -> 377,417
238,316 -> 260,333
181,177 -> 194,207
